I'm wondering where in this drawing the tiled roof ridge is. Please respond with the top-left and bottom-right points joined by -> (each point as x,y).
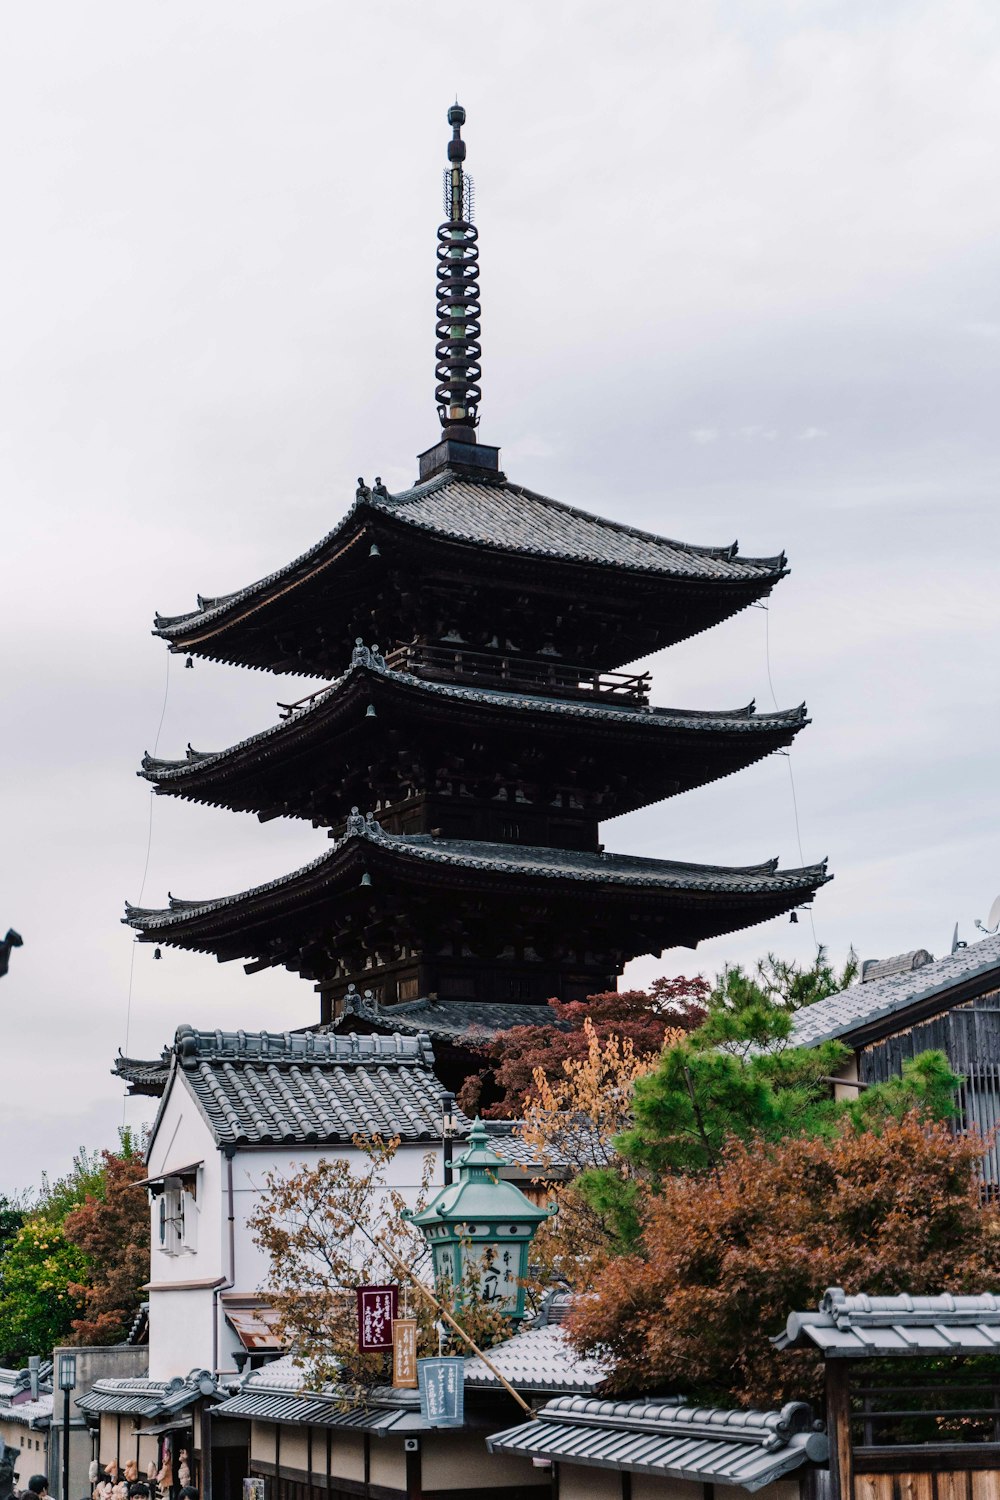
173,1024 -> 435,1070
791,929 -> 1000,1048
152,471 -> 787,637
538,1395 -> 820,1448
125,827 -> 828,930
819,1285 -> 1000,1324
140,655 -> 807,780
87,1377 -> 173,1394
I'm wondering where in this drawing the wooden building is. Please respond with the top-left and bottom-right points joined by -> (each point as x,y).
776,1287 -> 1000,1500
792,932 -> 1000,1184
125,103 -> 826,1045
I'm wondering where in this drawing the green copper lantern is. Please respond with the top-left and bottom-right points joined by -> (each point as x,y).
403,1119 -> 556,1320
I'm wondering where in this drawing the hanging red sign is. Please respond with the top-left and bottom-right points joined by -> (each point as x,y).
356,1285 -> 398,1352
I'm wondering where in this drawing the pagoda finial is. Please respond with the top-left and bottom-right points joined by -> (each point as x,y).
435,102 -> 481,438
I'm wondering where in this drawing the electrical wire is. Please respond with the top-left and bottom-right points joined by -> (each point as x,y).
758,603 -> 820,954
123,652 -> 172,1076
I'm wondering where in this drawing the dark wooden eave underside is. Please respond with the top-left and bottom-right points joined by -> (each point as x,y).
138,662 -> 809,822
151,474 -> 788,676
124,825 -> 830,969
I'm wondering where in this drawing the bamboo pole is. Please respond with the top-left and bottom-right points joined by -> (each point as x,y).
375,1234 -> 535,1418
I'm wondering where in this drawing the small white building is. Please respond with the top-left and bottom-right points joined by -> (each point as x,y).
139,1025 -> 453,1384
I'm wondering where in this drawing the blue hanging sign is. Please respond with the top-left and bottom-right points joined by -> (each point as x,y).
417,1356 -> 465,1427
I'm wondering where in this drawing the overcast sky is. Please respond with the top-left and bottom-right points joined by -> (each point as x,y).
3,1 -> 1000,1192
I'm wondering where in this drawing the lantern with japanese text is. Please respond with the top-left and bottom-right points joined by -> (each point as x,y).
403,1119 -> 556,1320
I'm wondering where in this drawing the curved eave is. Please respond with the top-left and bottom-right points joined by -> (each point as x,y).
124,827 -> 830,958
138,662 -> 809,817
151,473 -> 788,664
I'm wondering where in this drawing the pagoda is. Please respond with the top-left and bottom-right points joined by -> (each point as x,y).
126,104 -> 828,1041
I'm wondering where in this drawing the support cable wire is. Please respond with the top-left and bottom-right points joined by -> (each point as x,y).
123,651 -> 171,1079
756,603 -> 820,954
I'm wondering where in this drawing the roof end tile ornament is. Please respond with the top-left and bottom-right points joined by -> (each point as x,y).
350,638 -> 386,671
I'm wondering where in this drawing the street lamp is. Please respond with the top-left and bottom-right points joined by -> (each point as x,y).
57,1354 -> 76,1500
404,1118 -> 556,1321
440,1091 -> 457,1186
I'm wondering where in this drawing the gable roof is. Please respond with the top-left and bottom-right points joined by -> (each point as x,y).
168,1026 -> 458,1147
791,931 -> 1000,1048
488,1396 -> 828,1491
775,1287 -> 1000,1358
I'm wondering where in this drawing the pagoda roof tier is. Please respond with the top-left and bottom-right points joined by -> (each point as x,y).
336,991 -> 573,1043
139,655 -> 807,824
152,472 -> 788,676
124,815 -> 829,970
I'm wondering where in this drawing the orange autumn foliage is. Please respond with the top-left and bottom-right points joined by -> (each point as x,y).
568,1115 -> 1000,1408
62,1151 -> 150,1345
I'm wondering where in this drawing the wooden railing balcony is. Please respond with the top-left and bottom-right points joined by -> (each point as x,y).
385,641 -> 651,705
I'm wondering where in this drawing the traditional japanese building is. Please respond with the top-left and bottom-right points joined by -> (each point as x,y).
126,104 -> 828,1035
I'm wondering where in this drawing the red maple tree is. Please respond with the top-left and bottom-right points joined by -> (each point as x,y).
457,977 -> 708,1118
568,1116 -> 1000,1408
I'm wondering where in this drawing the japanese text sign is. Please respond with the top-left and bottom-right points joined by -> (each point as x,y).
356,1285 -> 398,1352
391,1318 -> 418,1388
417,1356 -> 464,1427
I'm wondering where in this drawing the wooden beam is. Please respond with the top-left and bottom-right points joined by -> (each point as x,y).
826,1359 -> 854,1500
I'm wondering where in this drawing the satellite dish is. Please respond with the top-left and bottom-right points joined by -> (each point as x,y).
973,897 -> 1000,939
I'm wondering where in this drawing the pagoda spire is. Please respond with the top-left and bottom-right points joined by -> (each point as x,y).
435,102 -> 482,438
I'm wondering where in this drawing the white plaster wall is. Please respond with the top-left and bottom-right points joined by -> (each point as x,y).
276,1427 -> 308,1472
633,1478 -> 701,1500
422,1432 -> 549,1490
147,1286 -> 218,1380
559,1465 -> 621,1500
368,1441 -> 406,1490
0,1418 -> 48,1479
146,1076 -> 225,1285
330,1431 -> 366,1483
249,1422 -> 276,1464
228,1141 -> 444,1294
144,1069 -> 445,1379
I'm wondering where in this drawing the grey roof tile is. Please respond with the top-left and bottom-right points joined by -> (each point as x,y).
464,1326 -> 607,1394
776,1286 -> 1000,1357
168,1026 -> 457,1147
0,1394 -> 53,1427
488,1396 -> 827,1490
140,658 -> 806,783
76,1372 -> 217,1418
154,474 -> 786,636
223,1357 -> 431,1431
338,992 -> 571,1043
212,1388 -> 429,1432
126,821 -> 829,932
791,931 -> 1000,1048
376,476 -> 785,578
